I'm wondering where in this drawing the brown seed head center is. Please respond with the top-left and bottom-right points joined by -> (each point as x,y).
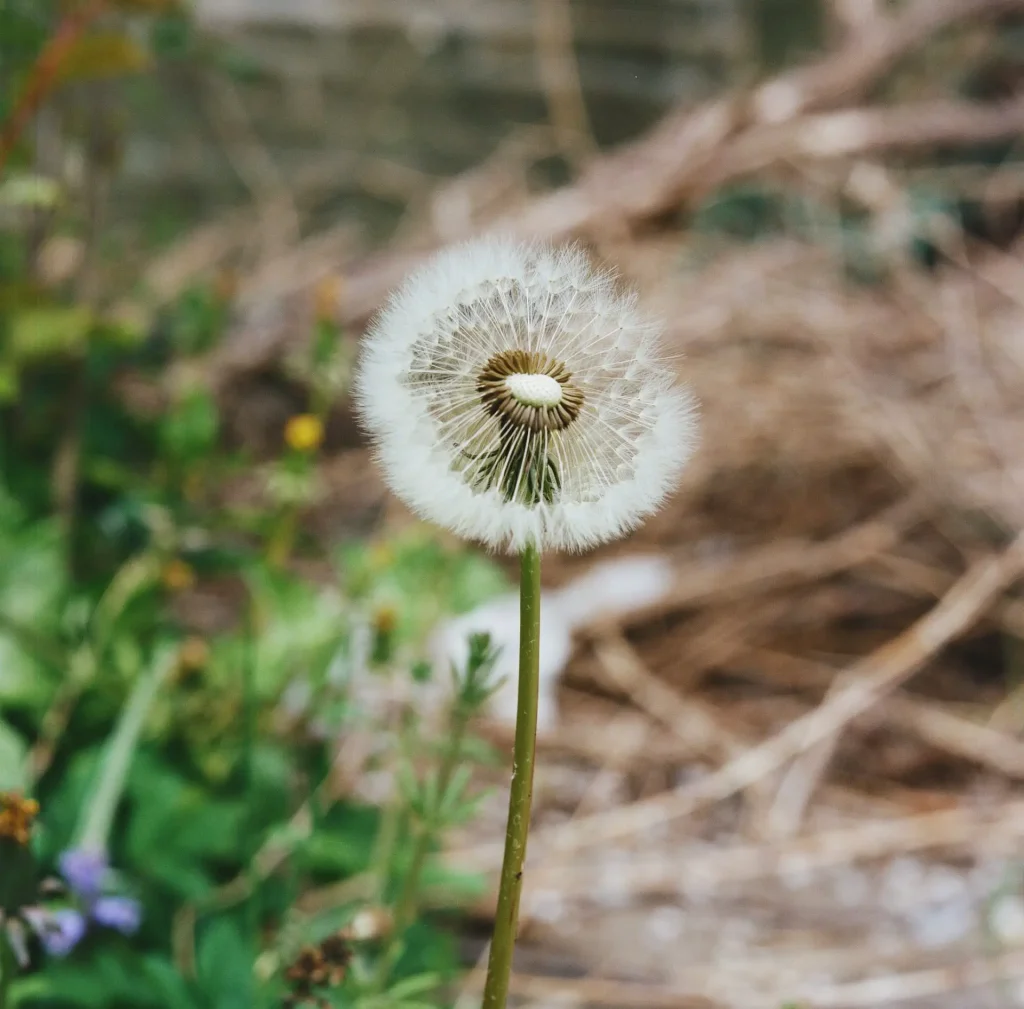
476,349 -> 584,433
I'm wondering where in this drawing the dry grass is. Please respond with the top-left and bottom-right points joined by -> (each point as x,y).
134,0 -> 1024,1004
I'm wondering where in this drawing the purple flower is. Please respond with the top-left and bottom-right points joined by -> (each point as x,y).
91,896 -> 141,935
59,848 -> 108,900
26,907 -> 87,957
48,847 -> 144,947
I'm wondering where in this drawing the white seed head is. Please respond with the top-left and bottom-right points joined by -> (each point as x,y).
355,237 -> 699,552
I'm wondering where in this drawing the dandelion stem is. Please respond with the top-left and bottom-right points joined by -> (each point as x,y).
482,542 -> 541,1009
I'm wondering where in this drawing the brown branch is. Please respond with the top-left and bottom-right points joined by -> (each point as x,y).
491,947 -> 1024,1009
534,798 -> 1024,898
702,95 -> 1024,192
454,531 -> 1024,867
583,495 -> 929,634
750,0 -> 1024,120
0,0 -> 107,175
336,0 -> 1024,328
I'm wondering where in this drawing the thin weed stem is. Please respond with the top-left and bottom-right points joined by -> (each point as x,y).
0,931 -> 16,1009
370,702 -> 472,992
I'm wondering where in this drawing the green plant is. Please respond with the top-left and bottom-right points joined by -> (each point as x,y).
0,7 -> 509,1004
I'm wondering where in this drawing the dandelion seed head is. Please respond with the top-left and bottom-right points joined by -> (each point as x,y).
356,237 -> 699,552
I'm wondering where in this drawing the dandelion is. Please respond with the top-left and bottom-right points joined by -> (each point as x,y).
355,237 -> 698,1009
313,274 -> 343,323
355,238 -> 697,553
177,635 -> 210,673
161,558 -> 195,593
284,414 -> 325,454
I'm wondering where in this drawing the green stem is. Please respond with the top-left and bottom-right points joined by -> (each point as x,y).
0,929 -> 16,1009
75,645 -> 176,853
371,713 -> 470,992
240,594 -> 258,999
393,725 -> 466,931
481,542 -> 541,1009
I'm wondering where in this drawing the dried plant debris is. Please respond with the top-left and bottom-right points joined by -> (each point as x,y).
134,3 -> 1024,1006
281,932 -> 352,1009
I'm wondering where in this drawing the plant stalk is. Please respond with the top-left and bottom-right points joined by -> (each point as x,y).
0,930 -> 16,1009
370,703 -> 471,992
75,645 -> 176,853
0,0 -> 107,174
481,542 -> 541,1009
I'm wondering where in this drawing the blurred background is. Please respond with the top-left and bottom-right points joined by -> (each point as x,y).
3,1 -> 1024,1007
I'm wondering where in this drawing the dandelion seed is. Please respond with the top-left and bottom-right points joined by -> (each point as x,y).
355,238 -> 698,552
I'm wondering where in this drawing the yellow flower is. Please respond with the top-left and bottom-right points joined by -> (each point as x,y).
314,274 -> 343,323
0,791 -> 40,846
368,542 -> 394,569
162,559 -> 196,592
178,636 -> 210,672
372,603 -> 398,635
284,414 -> 324,453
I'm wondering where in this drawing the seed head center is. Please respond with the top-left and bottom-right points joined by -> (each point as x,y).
504,372 -> 563,409
476,349 -> 584,433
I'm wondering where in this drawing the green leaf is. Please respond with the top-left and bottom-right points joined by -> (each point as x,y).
160,387 -> 219,461
142,956 -> 201,1009
150,10 -> 194,58
8,306 -> 94,359
0,361 -> 18,402
0,719 -> 27,791
196,917 -> 254,1009
437,765 -> 472,821
386,973 -> 443,1001
59,33 -> 151,82
23,951 -> 152,1007
0,173 -> 62,209
301,804 -> 378,878
0,633 -> 51,706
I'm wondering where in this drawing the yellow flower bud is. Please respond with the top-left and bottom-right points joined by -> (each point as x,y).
0,791 -> 40,846
284,414 -> 324,453
162,559 -> 196,592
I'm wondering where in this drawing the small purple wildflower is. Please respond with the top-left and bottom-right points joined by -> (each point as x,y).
46,847 -> 144,950
26,907 -> 87,957
91,896 -> 141,936
58,848 -> 108,900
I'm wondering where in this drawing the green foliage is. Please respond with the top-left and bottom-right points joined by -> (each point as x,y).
0,8 -> 508,1007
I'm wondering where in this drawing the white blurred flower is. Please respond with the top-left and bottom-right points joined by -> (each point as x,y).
431,554 -> 675,730
355,238 -> 698,552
